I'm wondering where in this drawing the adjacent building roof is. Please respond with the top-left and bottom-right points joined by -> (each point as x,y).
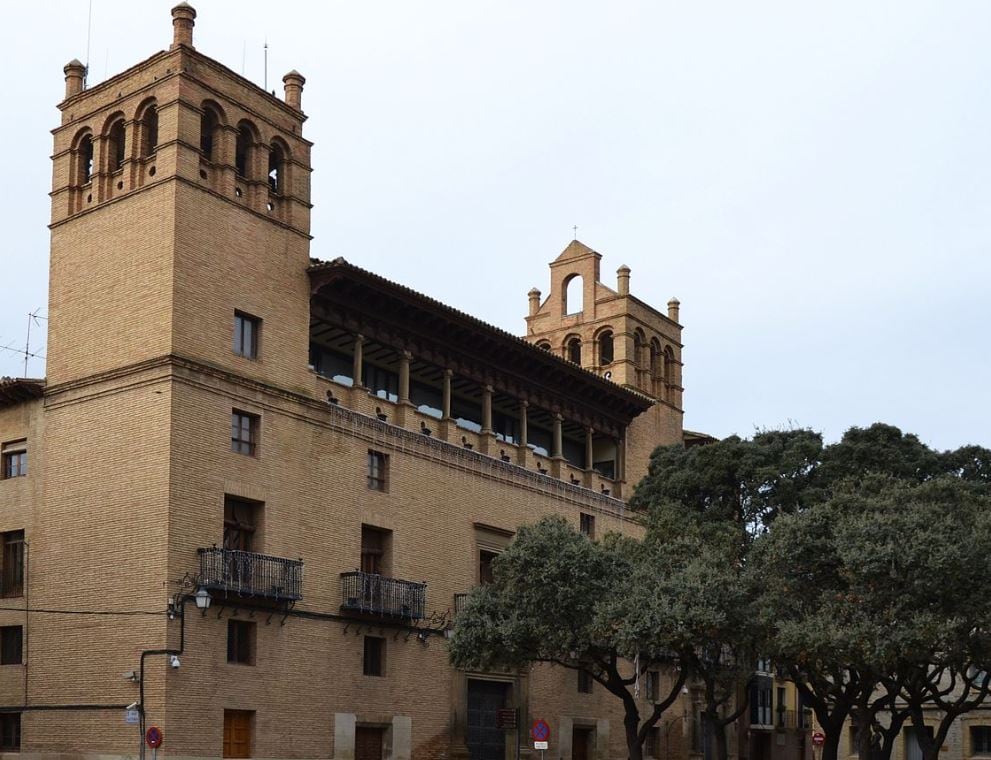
0,377 -> 45,408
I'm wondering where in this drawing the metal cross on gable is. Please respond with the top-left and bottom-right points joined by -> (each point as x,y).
573,225 -> 578,239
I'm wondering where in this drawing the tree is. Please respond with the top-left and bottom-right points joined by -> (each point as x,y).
751,474 -> 991,760
448,517 -> 687,760
630,429 -> 823,760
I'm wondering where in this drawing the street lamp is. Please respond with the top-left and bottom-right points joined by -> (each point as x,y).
194,587 -> 212,612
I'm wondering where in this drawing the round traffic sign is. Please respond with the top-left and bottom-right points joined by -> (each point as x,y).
812,732 -> 825,747
531,719 -> 551,742
146,726 -> 163,748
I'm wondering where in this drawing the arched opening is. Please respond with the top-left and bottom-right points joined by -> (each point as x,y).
108,119 -> 126,172
564,274 -> 584,315
663,346 -> 674,386
268,140 -> 288,194
566,336 -> 582,365
235,121 -> 257,178
536,341 -> 551,352
598,330 -> 614,366
138,101 -> 158,157
650,339 -> 663,396
200,104 -> 223,162
74,131 -> 94,185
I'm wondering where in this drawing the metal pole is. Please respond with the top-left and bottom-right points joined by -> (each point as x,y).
516,708 -> 520,760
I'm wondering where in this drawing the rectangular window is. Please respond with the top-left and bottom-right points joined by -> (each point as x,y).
0,626 -> 22,665
367,450 -> 388,491
231,410 -> 258,456
233,312 -> 260,360
227,620 -> 255,665
363,636 -> 385,676
646,670 -> 660,702
1,441 -> 27,479
777,686 -> 787,726
578,669 -> 593,694
0,713 -> 19,751
0,531 -> 24,598
479,549 -> 498,585
580,512 -> 595,538
973,727 -> 991,755
223,498 -> 259,552
360,526 -> 390,576
646,727 -> 660,758
223,709 -> 253,758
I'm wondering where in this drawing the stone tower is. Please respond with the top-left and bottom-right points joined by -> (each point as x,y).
524,239 -> 684,486
33,5 -> 313,752
48,2 -> 312,389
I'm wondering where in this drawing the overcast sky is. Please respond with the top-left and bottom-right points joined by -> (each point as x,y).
1,1 -> 989,450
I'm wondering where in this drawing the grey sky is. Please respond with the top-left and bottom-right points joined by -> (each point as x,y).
2,1 -> 989,450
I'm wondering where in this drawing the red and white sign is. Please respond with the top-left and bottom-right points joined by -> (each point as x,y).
531,719 -> 551,743
812,732 -> 825,747
146,726 -> 163,748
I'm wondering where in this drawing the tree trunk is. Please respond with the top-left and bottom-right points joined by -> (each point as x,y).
710,717 -> 729,760
624,708 -> 644,760
820,725 -> 842,760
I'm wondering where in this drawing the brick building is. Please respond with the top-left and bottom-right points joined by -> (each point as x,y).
0,4 -> 699,758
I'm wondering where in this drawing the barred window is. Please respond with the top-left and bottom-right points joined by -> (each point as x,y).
973,727 -> 991,755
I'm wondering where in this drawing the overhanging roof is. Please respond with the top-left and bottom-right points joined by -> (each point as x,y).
0,377 -> 44,408
308,258 -> 653,429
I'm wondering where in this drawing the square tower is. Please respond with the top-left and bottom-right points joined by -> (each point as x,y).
524,239 -> 684,483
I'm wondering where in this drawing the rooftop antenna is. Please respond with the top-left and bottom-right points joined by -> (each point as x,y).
0,310 -> 47,378
573,225 -> 578,240
242,41 -> 246,76
264,39 -> 268,91
84,0 -> 93,87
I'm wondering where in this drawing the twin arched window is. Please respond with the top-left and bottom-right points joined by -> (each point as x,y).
74,132 -> 94,185
137,101 -> 158,158
268,140 -> 288,194
200,104 -> 222,162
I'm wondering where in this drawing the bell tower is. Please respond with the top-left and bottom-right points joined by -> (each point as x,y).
48,2 -> 313,390
525,239 -> 685,485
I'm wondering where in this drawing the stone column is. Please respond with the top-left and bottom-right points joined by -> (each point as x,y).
614,434 -> 626,499
439,368 -> 454,440
551,413 -> 564,478
517,400 -> 529,465
396,350 -> 414,426
352,334 -> 365,389
480,384 -> 495,454
584,427 -> 595,488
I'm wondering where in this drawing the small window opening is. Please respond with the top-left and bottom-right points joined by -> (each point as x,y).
268,142 -> 285,194
227,620 -> 255,665
479,549 -> 498,585
223,497 -> 260,553
564,274 -> 584,314
363,635 -> 385,676
567,337 -> 582,365
536,341 -> 551,352
0,626 -> 22,665
108,119 -> 126,172
578,670 -> 593,693
367,450 -> 388,492
235,124 -> 253,178
598,331 -> 614,365
233,311 -> 260,359
200,107 -> 219,161
141,105 -> 159,157
231,410 -> 259,456
579,513 -> 595,538
78,135 -> 94,184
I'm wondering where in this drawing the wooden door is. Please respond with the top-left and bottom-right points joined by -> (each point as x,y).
356,726 -> 385,760
223,710 -> 252,758
573,727 -> 593,760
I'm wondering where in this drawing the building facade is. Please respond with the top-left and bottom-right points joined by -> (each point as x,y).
0,5 -> 701,758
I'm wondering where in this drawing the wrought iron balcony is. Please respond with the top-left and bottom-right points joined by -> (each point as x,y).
198,548 -> 303,603
340,571 -> 426,620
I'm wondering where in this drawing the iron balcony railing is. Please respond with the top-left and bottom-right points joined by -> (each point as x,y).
340,571 -> 426,620
198,548 -> 303,603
